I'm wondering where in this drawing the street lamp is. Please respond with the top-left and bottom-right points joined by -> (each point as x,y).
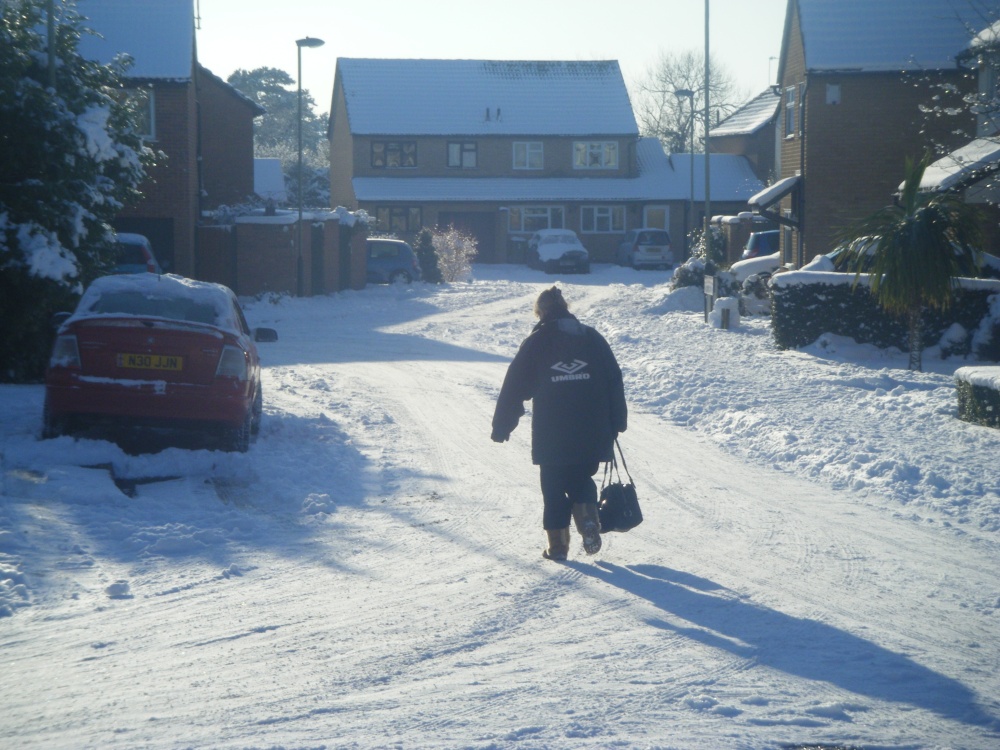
296,35 -> 325,296
674,88 -> 695,258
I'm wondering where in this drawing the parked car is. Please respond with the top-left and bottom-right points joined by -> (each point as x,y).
616,228 -> 672,269
810,237 -> 1000,278
43,273 -> 278,452
526,229 -> 590,274
111,232 -> 163,274
741,230 -> 780,260
366,238 -> 422,283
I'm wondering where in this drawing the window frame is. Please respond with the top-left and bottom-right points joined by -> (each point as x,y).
507,205 -> 565,232
513,141 -> 544,170
573,141 -> 619,170
784,86 -> 797,138
447,141 -> 478,169
580,205 -> 625,234
371,141 -> 418,169
122,86 -> 155,140
375,206 -> 423,233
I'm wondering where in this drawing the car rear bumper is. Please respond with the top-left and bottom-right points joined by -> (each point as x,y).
45,374 -> 251,428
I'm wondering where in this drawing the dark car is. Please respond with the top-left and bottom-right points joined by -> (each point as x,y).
526,229 -> 590,274
366,238 -> 422,284
616,229 -> 672,269
43,274 -> 277,452
112,232 -> 163,274
741,230 -> 780,260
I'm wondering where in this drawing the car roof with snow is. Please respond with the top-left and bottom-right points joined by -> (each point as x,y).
68,273 -> 243,333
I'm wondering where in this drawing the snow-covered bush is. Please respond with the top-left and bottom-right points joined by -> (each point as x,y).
432,226 -> 477,283
0,1 -> 155,381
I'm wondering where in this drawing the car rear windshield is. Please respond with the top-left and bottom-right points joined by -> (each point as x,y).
84,291 -> 221,325
115,242 -> 147,264
637,231 -> 669,244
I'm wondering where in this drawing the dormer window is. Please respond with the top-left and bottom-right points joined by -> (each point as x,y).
573,141 -> 618,169
514,142 -> 543,170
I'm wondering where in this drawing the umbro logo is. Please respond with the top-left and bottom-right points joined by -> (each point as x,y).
550,360 -> 590,382
551,360 -> 588,375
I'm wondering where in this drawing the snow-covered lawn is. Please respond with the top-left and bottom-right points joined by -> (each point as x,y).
2,264 -> 999,748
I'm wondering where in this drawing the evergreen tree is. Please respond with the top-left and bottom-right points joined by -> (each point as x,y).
414,228 -> 442,284
227,67 -> 330,207
0,0 -> 155,381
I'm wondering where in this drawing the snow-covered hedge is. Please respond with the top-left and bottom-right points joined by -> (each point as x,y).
956,366 -> 1000,428
771,271 -> 1000,359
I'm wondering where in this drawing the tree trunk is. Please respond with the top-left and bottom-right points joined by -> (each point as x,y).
907,305 -> 923,372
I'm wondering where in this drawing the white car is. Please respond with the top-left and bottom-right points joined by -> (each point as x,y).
527,229 -> 590,274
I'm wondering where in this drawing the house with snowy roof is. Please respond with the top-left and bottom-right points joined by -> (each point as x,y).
76,0 -> 263,278
756,0 -> 980,267
709,89 -> 780,184
328,58 -> 764,263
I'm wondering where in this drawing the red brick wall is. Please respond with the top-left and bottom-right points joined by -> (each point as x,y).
116,81 -> 199,277
235,221 -> 297,296
197,67 -> 259,209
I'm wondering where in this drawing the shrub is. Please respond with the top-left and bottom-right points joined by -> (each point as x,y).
432,226 -> 477,282
414,228 -> 442,284
956,367 -> 1000,428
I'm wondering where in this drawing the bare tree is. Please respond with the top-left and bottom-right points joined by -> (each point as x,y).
632,49 -> 749,153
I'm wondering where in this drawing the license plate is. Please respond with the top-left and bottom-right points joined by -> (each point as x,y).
117,353 -> 184,371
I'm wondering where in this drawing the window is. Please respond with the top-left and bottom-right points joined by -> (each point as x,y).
826,83 -> 841,106
784,86 -> 797,137
448,142 -> 477,168
573,141 -> 618,169
372,141 -> 417,169
581,206 -> 625,233
508,206 -> 564,232
121,87 -> 154,139
513,142 -> 544,170
375,206 -> 422,233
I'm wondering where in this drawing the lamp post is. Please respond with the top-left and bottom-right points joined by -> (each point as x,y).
674,89 -> 695,259
296,36 -> 325,297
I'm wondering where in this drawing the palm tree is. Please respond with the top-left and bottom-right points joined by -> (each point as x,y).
838,153 -> 984,371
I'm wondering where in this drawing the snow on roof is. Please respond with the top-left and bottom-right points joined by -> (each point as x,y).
353,138 -> 763,203
710,90 -> 780,138
918,138 -> 1000,192
749,174 -> 800,208
337,58 -> 639,136
967,19 -> 1000,54
254,159 -> 287,203
76,0 -> 194,80
796,0 -> 981,73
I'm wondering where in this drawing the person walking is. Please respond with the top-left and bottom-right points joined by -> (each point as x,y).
491,286 -> 627,561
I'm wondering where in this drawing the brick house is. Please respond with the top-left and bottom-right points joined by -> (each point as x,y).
77,0 -> 263,278
756,0 -> 979,267
327,58 -> 763,264
708,89 -> 780,184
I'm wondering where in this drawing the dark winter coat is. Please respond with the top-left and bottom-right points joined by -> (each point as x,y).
491,312 -> 627,466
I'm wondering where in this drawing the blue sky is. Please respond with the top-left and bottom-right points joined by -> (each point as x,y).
194,0 -> 788,113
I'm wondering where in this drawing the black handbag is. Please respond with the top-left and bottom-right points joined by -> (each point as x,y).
598,439 -> 642,532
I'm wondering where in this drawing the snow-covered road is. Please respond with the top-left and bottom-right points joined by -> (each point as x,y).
2,265 -> 998,748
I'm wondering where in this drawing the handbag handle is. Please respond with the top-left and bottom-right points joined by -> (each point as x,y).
602,438 -> 634,488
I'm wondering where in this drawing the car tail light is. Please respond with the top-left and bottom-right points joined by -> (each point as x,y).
216,345 -> 249,381
146,259 -> 156,273
49,335 -> 81,369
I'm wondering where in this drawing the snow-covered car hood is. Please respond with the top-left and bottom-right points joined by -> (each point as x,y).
535,233 -> 588,262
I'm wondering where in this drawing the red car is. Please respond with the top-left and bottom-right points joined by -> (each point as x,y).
43,274 -> 277,452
